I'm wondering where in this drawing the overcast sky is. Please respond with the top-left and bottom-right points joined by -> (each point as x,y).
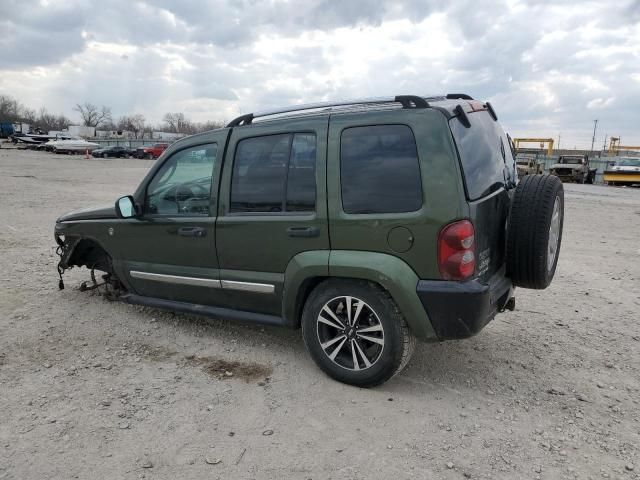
1,0 -> 639,148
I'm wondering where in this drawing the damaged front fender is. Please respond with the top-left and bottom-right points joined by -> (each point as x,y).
54,229 -> 119,293
55,233 -> 82,272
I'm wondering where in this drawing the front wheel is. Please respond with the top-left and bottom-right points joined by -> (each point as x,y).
302,279 -> 415,387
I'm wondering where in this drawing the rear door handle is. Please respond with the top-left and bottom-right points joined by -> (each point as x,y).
177,227 -> 207,237
287,226 -> 320,238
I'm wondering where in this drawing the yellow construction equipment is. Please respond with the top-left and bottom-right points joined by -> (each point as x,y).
513,138 -> 554,157
608,137 -> 640,156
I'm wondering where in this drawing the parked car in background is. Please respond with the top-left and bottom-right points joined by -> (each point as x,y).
549,154 -> 596,183
603,157 -> 640,186
92,146 -> 132,158
609,157 -> 640,172
136,143 -> 169,159
515,152 -> 544,178
54,94 -> 564,387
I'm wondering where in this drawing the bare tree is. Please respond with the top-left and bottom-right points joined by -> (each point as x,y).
21,107 -> 37,124
37,107 -> 57,131
118,114 -> 146,138
0,95 -> 22,122
36,107 -> 71,131
162,112 -> 194,134
2,95 -> 227,137
73,102 -> 112,128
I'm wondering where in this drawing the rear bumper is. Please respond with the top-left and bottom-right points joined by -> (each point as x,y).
417,273 -> 513,340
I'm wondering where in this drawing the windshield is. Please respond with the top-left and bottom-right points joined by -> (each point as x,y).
618,158 -> 640,167
561,157 -> 583,164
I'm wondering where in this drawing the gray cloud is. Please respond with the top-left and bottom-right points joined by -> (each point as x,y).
0,0 -> 638,147
0,0 -> 89,67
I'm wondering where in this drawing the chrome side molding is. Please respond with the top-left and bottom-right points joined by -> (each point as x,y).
130,271 -> 222,288
221,280 -> 275,294
130,271 -> 274,294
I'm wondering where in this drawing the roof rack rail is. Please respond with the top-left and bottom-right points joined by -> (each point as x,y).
446,93 -> 474,100
454,104 -> 471,128
225,95 -> 431,128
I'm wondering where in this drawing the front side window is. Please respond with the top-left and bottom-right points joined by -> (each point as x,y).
340,125 -> 423,214
145,143 -> 217,215
230,133 -> 317,213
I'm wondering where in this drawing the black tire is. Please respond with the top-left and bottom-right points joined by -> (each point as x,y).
301,279 -> 415,387
586,171 -> 595,184
506,174 -> 564,289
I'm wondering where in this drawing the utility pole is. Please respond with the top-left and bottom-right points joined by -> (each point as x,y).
590,119 -> 598,154
602,133 -> 607,152
557,132 -> 561,150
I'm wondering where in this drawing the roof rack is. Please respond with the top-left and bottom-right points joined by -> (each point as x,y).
446,93 -> 474,100
225,95 -> 432,127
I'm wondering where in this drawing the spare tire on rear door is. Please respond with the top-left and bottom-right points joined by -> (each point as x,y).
506,174 -> 564,289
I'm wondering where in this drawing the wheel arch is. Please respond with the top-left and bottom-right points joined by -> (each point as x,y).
58,234 -> 114,273
282,250 -> 436,340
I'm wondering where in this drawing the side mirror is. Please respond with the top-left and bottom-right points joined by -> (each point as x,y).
115,195 -> 138,218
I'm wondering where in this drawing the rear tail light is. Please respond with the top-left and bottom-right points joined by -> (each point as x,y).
438,220 -> 476,281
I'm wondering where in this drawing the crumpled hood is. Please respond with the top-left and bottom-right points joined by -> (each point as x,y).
57,204 -> 116,222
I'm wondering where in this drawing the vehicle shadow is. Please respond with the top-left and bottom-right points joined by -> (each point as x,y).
128,301 -> 540,398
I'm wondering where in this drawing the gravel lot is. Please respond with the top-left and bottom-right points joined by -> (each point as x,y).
0,147 -> 639,480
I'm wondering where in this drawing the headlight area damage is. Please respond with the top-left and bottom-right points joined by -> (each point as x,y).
55,233 -> 125,298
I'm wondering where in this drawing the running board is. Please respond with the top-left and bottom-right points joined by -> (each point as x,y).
121,294 -> 285,327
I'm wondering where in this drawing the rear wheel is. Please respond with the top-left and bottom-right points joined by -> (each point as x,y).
506,174 -> 564,289
302,279 -> 415,387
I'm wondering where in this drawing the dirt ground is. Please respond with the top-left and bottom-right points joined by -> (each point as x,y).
0,147 -> 638,480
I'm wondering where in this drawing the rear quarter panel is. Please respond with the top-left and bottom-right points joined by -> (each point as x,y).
326,108 -> 467,279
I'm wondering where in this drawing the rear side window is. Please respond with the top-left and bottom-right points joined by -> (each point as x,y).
230,133 -> 316,213
450,111 -> 509,200
286,133 -> 317,211
340,125 -> 422,214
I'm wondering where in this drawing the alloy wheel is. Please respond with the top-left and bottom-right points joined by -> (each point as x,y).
547,196 -> 561,271
316,296 -> 385,371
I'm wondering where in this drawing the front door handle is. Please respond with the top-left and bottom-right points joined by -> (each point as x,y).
177,226 -> 207,238
287,226 -> 320,238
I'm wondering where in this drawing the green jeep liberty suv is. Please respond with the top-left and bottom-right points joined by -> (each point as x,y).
54,95 -> 564,387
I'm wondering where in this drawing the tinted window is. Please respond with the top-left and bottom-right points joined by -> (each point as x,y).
145,143 -> 217,215
231,133 -> 317,213
450,111 -> 508,200
340,125 -> 422,214
286,133 -> 316,211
